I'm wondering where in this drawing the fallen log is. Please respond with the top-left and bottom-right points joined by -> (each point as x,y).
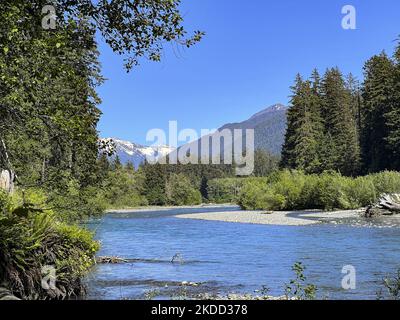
378,194 -> 400,212
96,256 -> 128,264
365,194 -> 400,217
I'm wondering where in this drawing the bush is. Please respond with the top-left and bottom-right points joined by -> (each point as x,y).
0,189 -> 99,299
345,176 -> 377,208
237,170 -> 400,211
271,170 -> 306,209
371,171 -> 400,195
207,178 -> 245,204
312,172 -> 352,210
238,178 -> 285,210
165,173 -> 202,206
102,168 -> 148,209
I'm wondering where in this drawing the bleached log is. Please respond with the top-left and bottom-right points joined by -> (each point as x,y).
365,194 -> 400,217
378,194 -> 400,212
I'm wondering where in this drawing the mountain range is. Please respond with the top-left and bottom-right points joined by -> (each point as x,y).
105,103 -> 288,167
103,138 -> 174,169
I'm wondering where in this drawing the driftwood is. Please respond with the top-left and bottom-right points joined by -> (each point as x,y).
365,194 -> 400,217
171,253 -> 184,264
96,256 -> 129,264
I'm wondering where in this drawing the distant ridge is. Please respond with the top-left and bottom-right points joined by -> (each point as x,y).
218,103 -> 288,155
104,103 -> 288,168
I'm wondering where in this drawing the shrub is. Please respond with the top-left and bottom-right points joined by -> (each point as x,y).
236,170 -> 400,211
312,172 -> 352,210
285,262 -> 317,300
102,169 -> 148,209
207,178 -> 245,204
271,170 -> 306,209
297,174 -> 320,209
238,178 -> 285,210
165,173 -> 202,206
0,189 -> 99,299
370,171 -> 400,195
379,268 -> 400,300
345,176 -> 377,208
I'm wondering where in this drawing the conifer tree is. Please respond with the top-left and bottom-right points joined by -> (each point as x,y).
385,44 -> 400,170
361,53 -> 395,172
281,73 -> 323,173
321,68 -> 360,175
291,80 -> 320,172
281,74 -> 303,169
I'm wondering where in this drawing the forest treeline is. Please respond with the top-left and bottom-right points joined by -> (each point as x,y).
104,158 -> 400,212
281,43 -> 400,175
98,149 -> 279,208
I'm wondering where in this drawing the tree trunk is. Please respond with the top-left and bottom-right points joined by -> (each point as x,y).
0,169 -> 14,193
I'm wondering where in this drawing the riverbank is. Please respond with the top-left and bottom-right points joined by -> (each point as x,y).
175,208 -> 366,226
105,204 -> 400,226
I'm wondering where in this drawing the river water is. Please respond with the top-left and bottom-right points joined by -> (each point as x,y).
85,206 -> 400,300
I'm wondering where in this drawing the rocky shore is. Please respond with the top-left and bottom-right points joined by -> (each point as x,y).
175,209 -> 365,226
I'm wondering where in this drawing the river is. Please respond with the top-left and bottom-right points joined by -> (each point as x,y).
85,206 -> 400,300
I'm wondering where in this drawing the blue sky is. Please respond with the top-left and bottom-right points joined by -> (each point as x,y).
97,0 -> 400,145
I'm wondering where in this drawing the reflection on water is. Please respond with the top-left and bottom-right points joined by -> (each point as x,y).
85,206 -> 400,300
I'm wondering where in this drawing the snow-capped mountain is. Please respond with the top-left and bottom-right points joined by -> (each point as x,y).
103,104 -> 287,169
178,103 -> 288,158
102,138 -> 175,169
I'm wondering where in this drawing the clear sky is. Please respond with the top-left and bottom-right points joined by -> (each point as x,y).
97,0 -> 400,145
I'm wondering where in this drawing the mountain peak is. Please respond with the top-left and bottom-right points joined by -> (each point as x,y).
249,103 -> 287,120
102,138 -> 175,169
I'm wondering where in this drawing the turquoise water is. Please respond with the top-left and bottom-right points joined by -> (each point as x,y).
85,206 -> 400,300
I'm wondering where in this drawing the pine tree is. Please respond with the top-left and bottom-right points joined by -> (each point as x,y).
345,73 -> 362,135
281,73 -> 323,173
321,68 -> 361,175
384,44 -> 400,170
112,156 -> 123,171
125,161 -> 135,172
281,74 -> 304,169
308,69 -> 326,173
292,80 -> 320,172
361,52 -> 395,172
141,162 -> 167,205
